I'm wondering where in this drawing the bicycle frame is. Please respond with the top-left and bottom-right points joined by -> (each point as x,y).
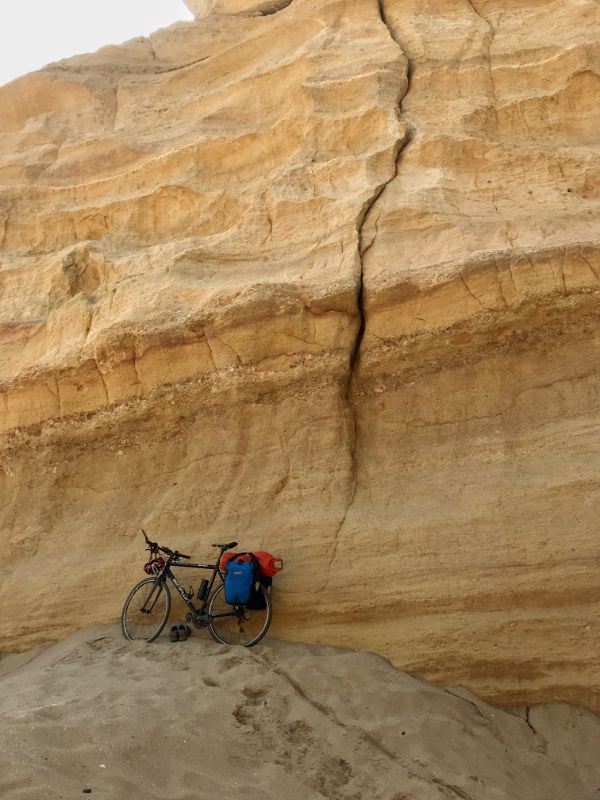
143,551 -> 237,624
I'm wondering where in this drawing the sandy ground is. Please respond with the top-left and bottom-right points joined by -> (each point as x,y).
1,626 -> 600,800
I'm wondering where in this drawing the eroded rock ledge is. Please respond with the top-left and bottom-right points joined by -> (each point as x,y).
1,0 -> 599,709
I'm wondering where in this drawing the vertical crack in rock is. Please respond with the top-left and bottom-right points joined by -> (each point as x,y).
466,0 -> 499,126
524,706 -> 536,736
328,0 -> 415,570
465,0 -> 490,27
94,361 -> 110,405
524,706 -> 548,753
0,199 -> 15,249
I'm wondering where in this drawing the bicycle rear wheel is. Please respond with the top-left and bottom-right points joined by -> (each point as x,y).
208,583 -> 271,647
121,577 -> 171,642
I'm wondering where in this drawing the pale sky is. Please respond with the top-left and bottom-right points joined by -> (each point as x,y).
0,1 -> 194,87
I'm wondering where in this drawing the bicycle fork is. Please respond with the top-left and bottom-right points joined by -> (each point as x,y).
142,580 -> 165,614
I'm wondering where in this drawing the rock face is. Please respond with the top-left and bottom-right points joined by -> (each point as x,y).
1,0 -> 599,708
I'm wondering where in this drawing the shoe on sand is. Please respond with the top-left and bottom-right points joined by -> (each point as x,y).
177,624 -> 191,641
169,625 -> 180,642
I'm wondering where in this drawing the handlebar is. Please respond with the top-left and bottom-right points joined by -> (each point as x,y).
142,529 -> 190,560
161,546 -> 190,560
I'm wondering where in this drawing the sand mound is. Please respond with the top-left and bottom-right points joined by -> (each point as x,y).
2,0 -> 600,708
1,627 -> 599,799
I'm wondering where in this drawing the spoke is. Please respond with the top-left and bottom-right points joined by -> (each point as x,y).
208,585 -> 270,646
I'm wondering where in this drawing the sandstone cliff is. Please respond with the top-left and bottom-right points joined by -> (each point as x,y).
1,0 -> 599,708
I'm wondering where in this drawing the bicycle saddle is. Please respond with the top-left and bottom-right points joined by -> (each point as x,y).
211,541 -> 238,550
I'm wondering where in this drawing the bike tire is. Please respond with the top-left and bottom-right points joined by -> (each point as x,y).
121,577 -> 171,642
207,583 -> 272,647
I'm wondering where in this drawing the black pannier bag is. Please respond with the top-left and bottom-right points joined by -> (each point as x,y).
246,575 -> 272,610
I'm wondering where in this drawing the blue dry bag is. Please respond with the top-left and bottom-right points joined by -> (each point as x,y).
224,558 -> 255,605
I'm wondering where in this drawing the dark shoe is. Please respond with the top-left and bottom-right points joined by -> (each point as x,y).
177,623 -> 191,641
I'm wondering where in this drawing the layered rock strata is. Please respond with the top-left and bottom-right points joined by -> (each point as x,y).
0,0 -> 599,708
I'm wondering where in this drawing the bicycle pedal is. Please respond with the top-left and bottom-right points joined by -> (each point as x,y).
185,612 -> 192,622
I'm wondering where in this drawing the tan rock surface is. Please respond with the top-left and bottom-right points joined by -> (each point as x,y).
1,0 -> 599,709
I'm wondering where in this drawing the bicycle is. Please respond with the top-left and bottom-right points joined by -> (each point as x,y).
121,530 -> 272,647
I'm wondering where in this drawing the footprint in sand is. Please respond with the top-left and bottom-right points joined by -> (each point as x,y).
232,686 -> 272,729
221,655 -> 243,671
284,719 -> 312,743
309,756 -> 353,796
232,703 -> 255,727
241,686 -> 268,704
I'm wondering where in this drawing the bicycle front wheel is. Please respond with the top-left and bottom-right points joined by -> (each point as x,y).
121,577 -> 171,642
208,584 -> 272,647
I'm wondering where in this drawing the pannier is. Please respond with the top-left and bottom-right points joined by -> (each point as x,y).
221,550 -> 283,608
224,555 -> 257,605
245,575 -> 271,610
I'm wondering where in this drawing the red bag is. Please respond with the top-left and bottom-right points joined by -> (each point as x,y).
254,551 -> 284,577
220,550 -> 283,577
